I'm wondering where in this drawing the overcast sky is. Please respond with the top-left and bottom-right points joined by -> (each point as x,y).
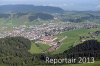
0,0 -> 100,11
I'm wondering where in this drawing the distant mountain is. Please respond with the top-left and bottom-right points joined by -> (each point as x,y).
0,5 -> 64,13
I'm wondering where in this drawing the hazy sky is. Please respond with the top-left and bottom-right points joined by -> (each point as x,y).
0,0 -> 100,11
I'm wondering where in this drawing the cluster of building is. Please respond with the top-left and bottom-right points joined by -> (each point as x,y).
0,22 -> 98,47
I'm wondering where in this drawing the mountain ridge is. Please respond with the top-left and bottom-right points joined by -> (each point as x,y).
0,5 -> 64,13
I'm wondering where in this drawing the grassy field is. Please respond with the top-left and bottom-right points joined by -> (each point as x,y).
37,43 -> 50,52
29,41 -> 50,54
53,28 -> 100,54
29,42 -> 42,54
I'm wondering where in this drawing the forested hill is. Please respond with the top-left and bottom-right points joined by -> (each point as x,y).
63,40 -> 100,59
0,37 -> 33,65
0,5 -> 64,13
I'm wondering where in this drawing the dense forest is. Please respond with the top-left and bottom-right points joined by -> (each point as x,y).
0,37 -> 34,66
63,40 -> 100,58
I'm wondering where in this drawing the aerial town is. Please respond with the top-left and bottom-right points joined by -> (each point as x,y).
0,22 -> 98,47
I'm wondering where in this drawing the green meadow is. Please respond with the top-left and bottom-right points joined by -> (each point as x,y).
53,28 -> 100,54
29,41 -> 50,54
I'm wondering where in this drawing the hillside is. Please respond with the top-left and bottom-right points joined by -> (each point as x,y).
53,28 -> 100,54
0,37 -> 34,66
0,13 -> 54,26
57,11 -> 100,23
0,11 -> 100,26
